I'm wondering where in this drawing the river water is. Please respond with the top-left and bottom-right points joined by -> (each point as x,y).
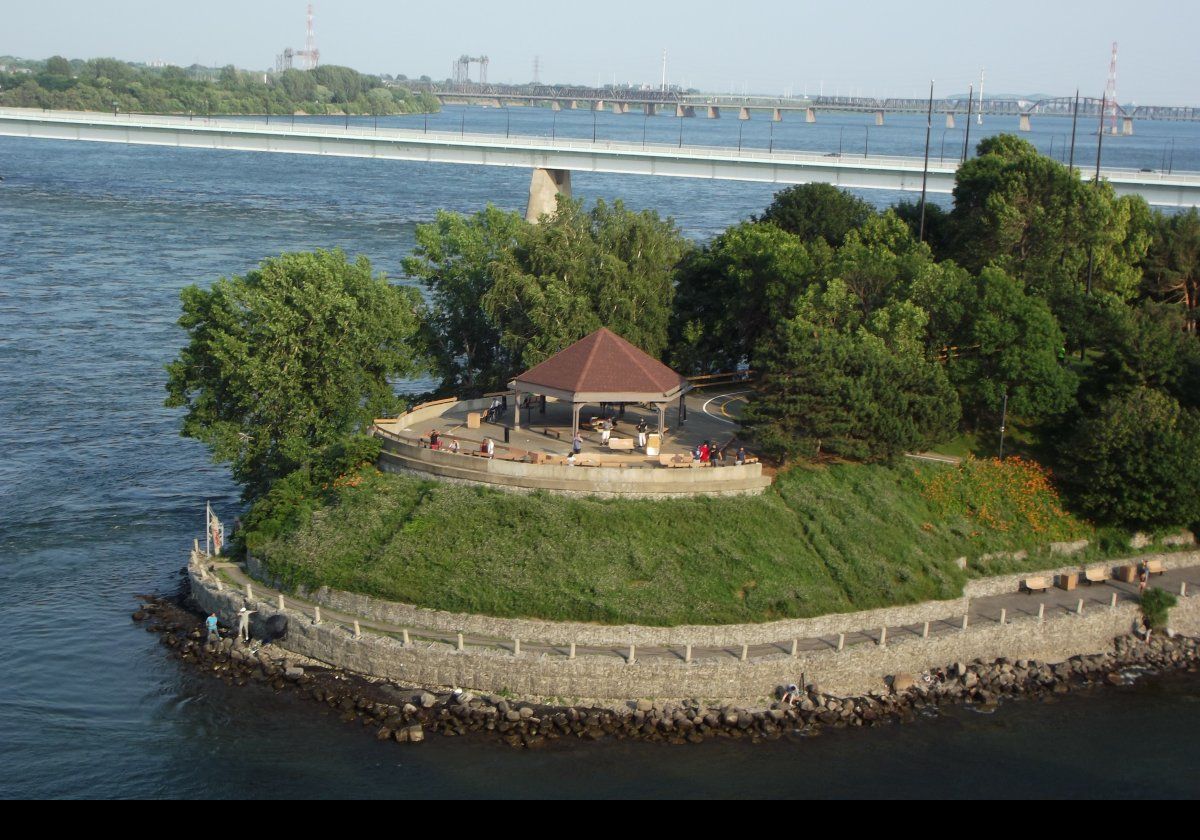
1,106 -> 1198,798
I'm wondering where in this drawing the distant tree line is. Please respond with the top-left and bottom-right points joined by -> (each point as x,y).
0,56 -> 440,115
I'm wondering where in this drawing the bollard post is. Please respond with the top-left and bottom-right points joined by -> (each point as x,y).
569,642 -> 576,660
999,608 -> 1007,626
837,633 -> 845,652
879,626 -> 887,647
194,538 -> 200,555
685,643 -> 692,663
402,628 -> 410,647
628,643 -> 636,664
1076,598 -> 1084,615
277,593 -> 284,611
1111,591 -> 1118,608
1182,582 -> 1188,597
514,638 -> 521,657
922,620 -> 930,639
353,620 -> 361,640
457,632 -> 464,651
313,606 -> 321,624
246,583 -> 253,601
215,579 -> 223,591
790,638 -> 798,658
1038,603 -> 1045,623
961,614 -> 969,631
740,643 -> 749,662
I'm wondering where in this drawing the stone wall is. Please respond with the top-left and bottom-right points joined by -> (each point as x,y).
198,554 -> 1200,705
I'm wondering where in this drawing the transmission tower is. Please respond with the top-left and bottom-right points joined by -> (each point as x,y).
1104,41 -> 1119,135
532,55 -> 541,84
295,4 -> 319,71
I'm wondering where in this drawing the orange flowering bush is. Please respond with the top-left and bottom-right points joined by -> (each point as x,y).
923,455 -> 1083,539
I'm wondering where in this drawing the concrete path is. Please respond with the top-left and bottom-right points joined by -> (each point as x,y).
205,558 -> 1199,666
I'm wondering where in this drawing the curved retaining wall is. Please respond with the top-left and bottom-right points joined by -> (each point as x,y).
203,554 -> 1200,704
372,400 -> 772,499
248,549 -> 1199,649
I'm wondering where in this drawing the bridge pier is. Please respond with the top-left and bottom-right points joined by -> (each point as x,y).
644,103 -> 657,116
614,102 -> 628,114
738,107 -> 750,120
1019,113 -> 1032,132
805,107 -> 816,123
594,100 -> 604,112
569,100 -> 578,110
706,105 -> 720,119
676,104 -> 696,118
874,110 -> 885,126
550,101 -> 562,111
945,112 -> 955,128
1123,116 -> 1134,135
772,108 -> 782,122
525,168 -> 572,223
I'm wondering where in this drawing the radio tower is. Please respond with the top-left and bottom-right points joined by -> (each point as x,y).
1104,41 -> 1119,135
296,4 -> 320,70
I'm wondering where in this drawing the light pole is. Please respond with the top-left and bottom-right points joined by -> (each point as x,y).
939,128 -> 949,162
551,109 -> 557,141
863,125 -> 869,157
677,114 -> 683,148
918,79 -> 934,243
642,112 -> 648,148
593,107 -> 598,143
769,118 -> 775,153
837,125 -> 843,156
504,104 -> 511,139
737,119 -> 743,152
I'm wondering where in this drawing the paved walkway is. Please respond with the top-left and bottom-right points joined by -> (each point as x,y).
204,558 -> 1199,665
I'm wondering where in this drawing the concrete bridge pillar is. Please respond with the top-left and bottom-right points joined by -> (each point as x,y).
550,101 -> 562,111
644,103 -> 657,116
676,104 -> 696,118
594,100 -> 604,111
614,102 -> 627,114
805,107 -> 816,123
945,112 -> 955,128
525,168 -> 572,223
1122,116 -> 1134,135
569,100 -> 578,109
706,105 -> 720,119
1019,113 -> 1032,132
874,110 -> 885,126
772,108 -> 782,122
738,106 -> 750,120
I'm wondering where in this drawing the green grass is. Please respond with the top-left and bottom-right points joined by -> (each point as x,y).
251,458 -> 1143,627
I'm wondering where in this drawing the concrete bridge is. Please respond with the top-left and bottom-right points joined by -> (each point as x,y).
1,108 -> 1197,219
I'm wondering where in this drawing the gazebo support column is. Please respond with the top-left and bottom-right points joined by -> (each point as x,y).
572,403 -> 582,441
513,391 -> 521,429
656,404 -> 666,435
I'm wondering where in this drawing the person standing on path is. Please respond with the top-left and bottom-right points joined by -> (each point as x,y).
572,432 -> 582,455
485,437 -> 495,459
236,604 -> 257,643
636,419 -> 647,450
600,418 -> 612,445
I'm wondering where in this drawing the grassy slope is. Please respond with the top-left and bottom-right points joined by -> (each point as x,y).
257,460 -> 1121,627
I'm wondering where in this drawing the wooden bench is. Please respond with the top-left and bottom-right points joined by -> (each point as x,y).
1146,558 -> 1167,576
1084,566 -> 1109,585
606,437 -> 635,451
1021,576 -> 1051,594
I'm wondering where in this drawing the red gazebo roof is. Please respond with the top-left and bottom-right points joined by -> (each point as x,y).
511,328 -> 686,399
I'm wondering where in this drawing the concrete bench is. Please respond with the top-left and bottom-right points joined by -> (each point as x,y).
606,437 -> 635,451
1146,559 -> 1167,576
658,454 -> 693,468
1084,566 -> 1109,585
1022,576 -> 1051,594
542,428 -> 561,440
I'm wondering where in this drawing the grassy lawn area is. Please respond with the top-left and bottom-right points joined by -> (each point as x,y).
251,457 -> 1138,627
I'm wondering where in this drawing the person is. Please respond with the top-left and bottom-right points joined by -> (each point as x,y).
485,437 -> 495,458
736,446 -> 747,465
1138,562 -> 1149,594
429,429 -> 440,450
781,683 -> 799,706
600,418 -> 611,445
566,452 -> 576,466
447,438 -> 460,454
636,419 -> 647,449
711,443 -> 723,467
489,396 -> 502,422
236,604 -> 257,643
699,441 -> 710,464
692,442 -> 702,460
205,612 -> 219,644
572,433 -> 582,455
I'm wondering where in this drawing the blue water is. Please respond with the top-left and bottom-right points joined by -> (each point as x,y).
0,107 -> 1198,799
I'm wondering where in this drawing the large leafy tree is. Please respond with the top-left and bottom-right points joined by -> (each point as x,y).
757,183 -> 876,247
1060,388 -> 1200,529
165,249 -> 425,500
669,221 -> 820,372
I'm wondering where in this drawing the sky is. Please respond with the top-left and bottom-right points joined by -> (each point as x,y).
4,0 -> 1198,105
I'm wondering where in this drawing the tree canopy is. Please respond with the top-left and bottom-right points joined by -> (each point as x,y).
165,249 -> 425,500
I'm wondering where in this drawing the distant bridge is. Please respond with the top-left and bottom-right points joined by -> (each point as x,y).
0,108 -> 1196,220
423,84 -> 1200,131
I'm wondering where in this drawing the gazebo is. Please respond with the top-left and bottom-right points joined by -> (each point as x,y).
509,328 -> 689,439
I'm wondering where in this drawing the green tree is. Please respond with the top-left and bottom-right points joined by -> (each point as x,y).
165,249 -> 426,500
669,221 -> 820,372
1142,207 -> 1200,334
757,182 -> 876,247
1060,388 -> 1200,529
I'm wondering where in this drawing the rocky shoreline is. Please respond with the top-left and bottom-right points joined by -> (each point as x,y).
136,588 -> 1200,749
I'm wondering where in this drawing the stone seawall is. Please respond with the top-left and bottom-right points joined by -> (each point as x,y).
246,550 -> 1198,649
199,554 -> 1200,704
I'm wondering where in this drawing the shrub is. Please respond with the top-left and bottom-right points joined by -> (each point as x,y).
1140,587 -> 1177,630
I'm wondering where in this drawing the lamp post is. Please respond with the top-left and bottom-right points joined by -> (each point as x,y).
677,114 -> 683,148
939,128 -> 950,162
769,118 -> 775,153
593,107 -> 598,143
642,111 -> 648,148
863,124 -> 869,158
112,100 -> 118,116
737,119 -> 743,152
837,125 -> 843,156
918,79 -> 934,243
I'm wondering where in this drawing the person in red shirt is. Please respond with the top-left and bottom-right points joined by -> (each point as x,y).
699,441 -> 710,463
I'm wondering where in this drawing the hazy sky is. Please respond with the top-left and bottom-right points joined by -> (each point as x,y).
6,0 -> 1198,104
